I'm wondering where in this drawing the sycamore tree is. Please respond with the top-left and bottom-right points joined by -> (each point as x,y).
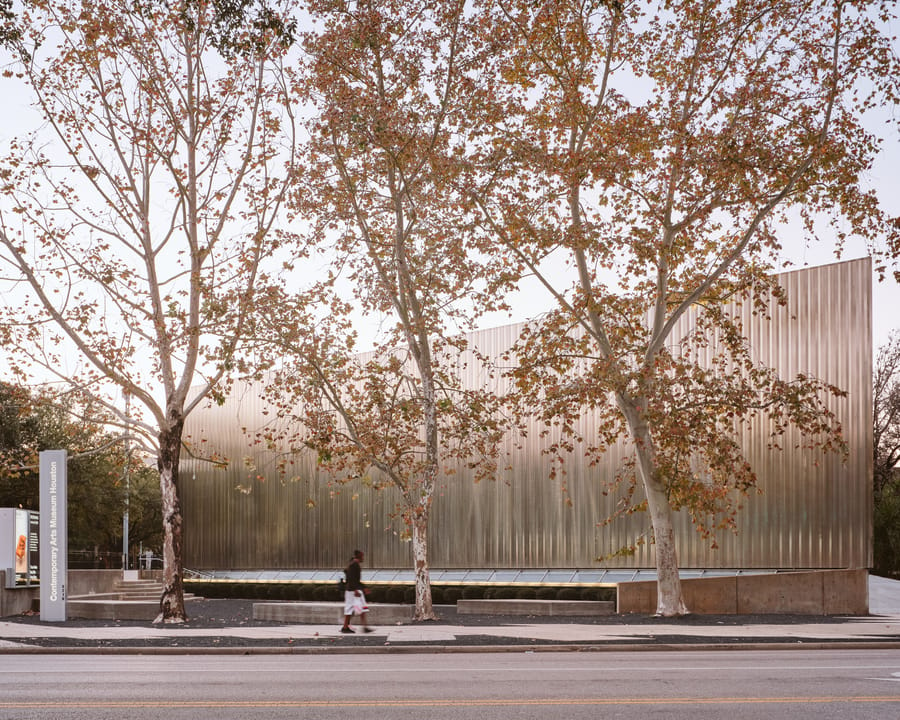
0,0 -> 297,622
471,0 -> 899,615
249,291 -> 508,620
875,332 -> 900,500
250,0 -> 511,620
874,332 -> 900,574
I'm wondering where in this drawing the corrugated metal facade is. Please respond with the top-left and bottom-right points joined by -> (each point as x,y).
181,258 -> 872,571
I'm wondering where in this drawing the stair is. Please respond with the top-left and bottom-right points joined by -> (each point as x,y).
67,578 -> 200,621
111,579 -> 174,600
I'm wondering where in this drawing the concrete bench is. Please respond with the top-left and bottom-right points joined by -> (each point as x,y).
456,599 -> 615,616
67,594 -> 200,621
253,602 -> 416,624
253,599 -> 615,623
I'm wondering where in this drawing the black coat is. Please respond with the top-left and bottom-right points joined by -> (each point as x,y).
345,558 -> 364,591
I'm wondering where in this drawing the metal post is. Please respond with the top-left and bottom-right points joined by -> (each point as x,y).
122,393 -> 131,571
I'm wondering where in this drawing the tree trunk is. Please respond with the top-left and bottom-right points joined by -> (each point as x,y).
641,468 -> 688,616
411,511 -> 436,621
619,395 -> 688,617
154,420 -> 187,624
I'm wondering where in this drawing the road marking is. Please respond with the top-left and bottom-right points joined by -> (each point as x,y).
5,663 -> 900,676
867,671 -> 900,682
1,697 -> 899,709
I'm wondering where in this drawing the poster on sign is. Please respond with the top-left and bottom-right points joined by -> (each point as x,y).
0,508 -> 39,587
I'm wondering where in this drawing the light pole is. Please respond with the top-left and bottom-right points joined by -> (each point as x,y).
122,392 -> 130,571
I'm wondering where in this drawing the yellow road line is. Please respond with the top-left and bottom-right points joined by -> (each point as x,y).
0,697 -> 899,708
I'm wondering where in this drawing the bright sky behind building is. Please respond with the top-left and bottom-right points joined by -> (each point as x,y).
0,14 -> 897,374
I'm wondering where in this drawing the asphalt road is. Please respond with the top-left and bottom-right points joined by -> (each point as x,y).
2,649 -> 900,719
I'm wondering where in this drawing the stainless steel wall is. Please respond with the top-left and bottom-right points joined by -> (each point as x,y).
181,258 -> 872,571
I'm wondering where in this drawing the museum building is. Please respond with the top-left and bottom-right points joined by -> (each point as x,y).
180,258 -> 872,610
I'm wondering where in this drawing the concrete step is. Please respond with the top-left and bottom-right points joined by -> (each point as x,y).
253,602 -> 416,624
114,581 -> 163,591
67,595 -> 201,621
252,599 -> 615,624
68,579 -> 199,620
70,591 -> 199,601
456,599 -> 615,616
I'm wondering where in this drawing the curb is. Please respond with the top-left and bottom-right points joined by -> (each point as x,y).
3,640 -> 900,655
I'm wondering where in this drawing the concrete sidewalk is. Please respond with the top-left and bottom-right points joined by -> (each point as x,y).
2,576 -> 899,654
2,613 -> 900,651
870,574 -> 900,615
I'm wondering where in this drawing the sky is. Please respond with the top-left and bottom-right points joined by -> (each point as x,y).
0,8 -> 898,382
470,108 -> 900,353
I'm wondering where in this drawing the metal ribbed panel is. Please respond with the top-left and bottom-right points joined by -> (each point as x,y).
182,258 -> 872,571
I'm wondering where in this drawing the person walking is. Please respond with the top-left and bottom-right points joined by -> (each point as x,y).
341,549 -> 373,633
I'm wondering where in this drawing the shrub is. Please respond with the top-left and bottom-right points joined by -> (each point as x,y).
442,587 -> 461,605
312,584 -> 335,601
515,587 -> 537,600
461,586 -> 484,600
875,485 -> 900,577
186,581 -> 208,597
493,587 -> 518,599
535,587 -> 556,600
556,587 -> 580,600
218,582 -> 238,598
229,583 -> 252,599
578,587 -> 615,602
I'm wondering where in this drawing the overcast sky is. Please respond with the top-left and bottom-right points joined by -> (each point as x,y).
1,22 -> 897,357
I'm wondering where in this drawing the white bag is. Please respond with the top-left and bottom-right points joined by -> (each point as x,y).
350,593 -> 368,615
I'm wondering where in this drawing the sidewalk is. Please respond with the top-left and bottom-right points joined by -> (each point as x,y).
2,576 -> 899,654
